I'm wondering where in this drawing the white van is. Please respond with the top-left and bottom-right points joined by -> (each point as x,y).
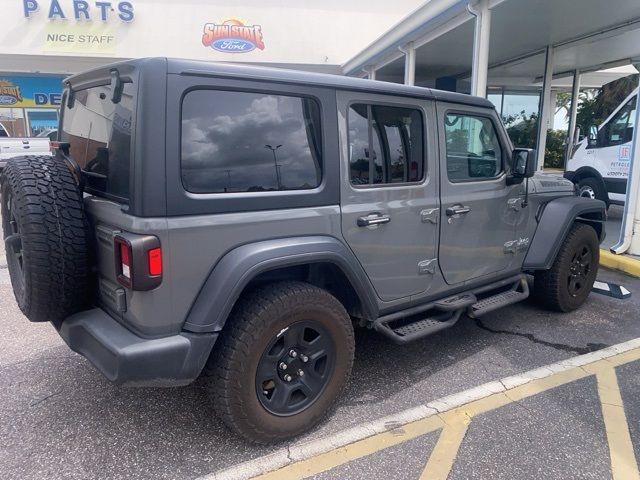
565,88 -> 637,206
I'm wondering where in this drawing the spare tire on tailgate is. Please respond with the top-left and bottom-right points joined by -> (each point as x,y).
1,155 -> 91,324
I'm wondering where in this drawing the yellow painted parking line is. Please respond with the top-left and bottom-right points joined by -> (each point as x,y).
246,346 -> 640,480
253,415 -> 445,480
600,250 -> 640,278
596,368 -> 640,480
419,412 -> 470,480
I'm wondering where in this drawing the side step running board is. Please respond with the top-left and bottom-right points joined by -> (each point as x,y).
373,292 -> 477,344
374,311 -> 464,344
467,277 -> 529,318
373,275 -> 530,344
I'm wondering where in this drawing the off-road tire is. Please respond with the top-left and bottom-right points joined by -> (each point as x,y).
0,155 -> 91,324
534,223 -> 599,312
204,281 -> 355,443
577,177 -> 608,206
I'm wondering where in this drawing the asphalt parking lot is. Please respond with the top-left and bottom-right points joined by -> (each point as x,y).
2,233 -> 640,479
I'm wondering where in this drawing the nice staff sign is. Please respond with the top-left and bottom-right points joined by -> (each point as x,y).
22,1 -> 134,54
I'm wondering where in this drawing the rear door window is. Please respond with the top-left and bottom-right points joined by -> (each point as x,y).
348,104 -> 424,186
61,83 -> 135,201
181,90 -> 322,193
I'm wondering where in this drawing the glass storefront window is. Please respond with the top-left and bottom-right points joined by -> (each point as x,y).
487,92 -> 503,113
501,91 -> 540,127
488,89 -> 541,150
0,108 -> 27,137
26,109 -> 59,137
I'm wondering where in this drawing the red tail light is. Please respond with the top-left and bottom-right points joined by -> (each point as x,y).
114,233 -> 162,291
115,236 -> 133,288
148,248 -> 162,276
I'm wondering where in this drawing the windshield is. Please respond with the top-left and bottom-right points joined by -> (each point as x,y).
60,82 -> 135,201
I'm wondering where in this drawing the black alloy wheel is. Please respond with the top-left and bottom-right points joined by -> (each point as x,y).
205,281 -> 355,443
256,320 -> 336,416
567,244 -> 593,297
534,222 -> 599,312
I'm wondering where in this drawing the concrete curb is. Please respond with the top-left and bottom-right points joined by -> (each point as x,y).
600,249 -> 640,278
201,337 -> 640,480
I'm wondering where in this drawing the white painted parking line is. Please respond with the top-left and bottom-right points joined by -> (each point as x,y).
201,337 -> 640,480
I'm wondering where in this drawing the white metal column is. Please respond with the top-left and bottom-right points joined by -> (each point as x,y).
536,45 -> 554,170
468,0 -> 491,97
614,72 -> 640,255
402,42 -> 416,86
365,66 -> 376,80
565,70 -> 581,167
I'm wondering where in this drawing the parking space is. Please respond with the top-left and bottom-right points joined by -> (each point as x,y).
239,344 -> 640,480
2,234 -> 640,479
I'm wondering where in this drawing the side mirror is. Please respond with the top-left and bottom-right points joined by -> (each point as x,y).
587,125 -> 598,147
511,148 -> 536,178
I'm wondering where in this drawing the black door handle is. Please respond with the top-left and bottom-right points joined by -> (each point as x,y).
357,213 -> 391,227
446,205 -> 471,216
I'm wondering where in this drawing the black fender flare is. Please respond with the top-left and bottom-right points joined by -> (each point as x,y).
564,167 -> 610,203
523,196 -> 606,270
182,236 -> 379,333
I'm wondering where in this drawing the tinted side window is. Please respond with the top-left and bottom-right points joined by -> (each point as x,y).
444,113 -> 502,182
181,90 -> 322,193
348,104 -> 424,186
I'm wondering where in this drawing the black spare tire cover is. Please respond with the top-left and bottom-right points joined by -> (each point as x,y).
1,155 -> 91,323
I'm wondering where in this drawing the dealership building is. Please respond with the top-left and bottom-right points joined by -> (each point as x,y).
2,0 -> 640,255
0,0 -> 418,136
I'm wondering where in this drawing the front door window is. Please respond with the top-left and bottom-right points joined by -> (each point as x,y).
444,114 -> 503,181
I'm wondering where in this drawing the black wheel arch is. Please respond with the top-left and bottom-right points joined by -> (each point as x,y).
182,236 -> 379,334
523,196 -> 606,270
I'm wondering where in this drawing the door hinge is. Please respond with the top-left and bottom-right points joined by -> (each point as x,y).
420,208 -> 439,224
418,258 -> 437,275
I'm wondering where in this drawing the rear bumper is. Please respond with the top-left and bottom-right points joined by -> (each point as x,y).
59,308 -> 217,387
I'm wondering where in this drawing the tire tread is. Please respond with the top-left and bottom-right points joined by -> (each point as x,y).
0,155 -> 91,323
534,222 -> 599,312
205,281 -> 354,443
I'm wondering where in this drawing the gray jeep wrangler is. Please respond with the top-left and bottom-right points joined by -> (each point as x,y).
0,58 -> 606,443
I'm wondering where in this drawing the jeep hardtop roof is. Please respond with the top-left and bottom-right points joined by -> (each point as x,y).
64,57 -> 494,109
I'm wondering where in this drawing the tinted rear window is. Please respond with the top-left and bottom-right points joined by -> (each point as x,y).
61,83 -> 135,201
348,104 -> 424,186
181,90 -> 322,193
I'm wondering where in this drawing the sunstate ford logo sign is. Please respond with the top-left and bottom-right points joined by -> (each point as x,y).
0,81 -> 23,106
202,19 -> 265,53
